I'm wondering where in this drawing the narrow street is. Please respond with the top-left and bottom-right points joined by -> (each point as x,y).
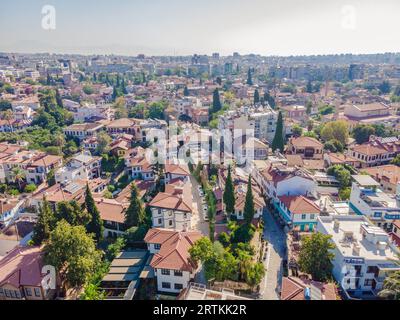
261,207 -> 287,300
190,175 -> 209,237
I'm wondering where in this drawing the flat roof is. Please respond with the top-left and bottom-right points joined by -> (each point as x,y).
102,273 -> 138,282
352,175 -> 380,187
318,216 -> 399,261
102,250 -> 148,283
111,258 -> 144,267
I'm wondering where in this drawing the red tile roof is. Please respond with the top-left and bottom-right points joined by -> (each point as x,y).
165,163 -> 190,176
149,179 -> 192,212
289,136 -> 323,149
94,198 -> 127,224
278,195 -> 320,215
0,246 -> 44,288
144,228 -> 202,272
281,277 -> 337,300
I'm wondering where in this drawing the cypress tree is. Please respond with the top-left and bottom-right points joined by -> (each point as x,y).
264,90 -> 276,108
254,89 -> 260,105
243,176 -> 255,225
306,80 -> 313,93
223,165 -> 235,215
184,86 -> 190,96
32,197 -> 55,245
212,88 -> 222,114
272,111 -> 285,152
85,184 -> 104,242
247,68 -> 253,85
125,183 -> 146,228
112,86 -> 118,101
121,78 -> 127,94
55,89 -> 63,108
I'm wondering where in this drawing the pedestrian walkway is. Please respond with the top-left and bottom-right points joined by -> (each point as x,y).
261,208 -> 287,300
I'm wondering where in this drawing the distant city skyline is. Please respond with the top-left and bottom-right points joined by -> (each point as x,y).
1,0 -> 400,56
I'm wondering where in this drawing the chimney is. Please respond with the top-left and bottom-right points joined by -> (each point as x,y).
173,186 -> 184,196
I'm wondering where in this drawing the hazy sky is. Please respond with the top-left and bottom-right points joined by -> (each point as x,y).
1,0 -> 400,56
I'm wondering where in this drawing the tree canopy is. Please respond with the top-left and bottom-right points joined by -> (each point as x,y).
31,197 -> 55,245
272,111 -> 285,152
298,232 -> 335,281
243,176 -> 255,225
353,124 -> 375,144
84,184 -> 104,242
44,220 -> 102,287
124,183 -> 146,228
223,166 -> 235,215
321,120 -> 349,146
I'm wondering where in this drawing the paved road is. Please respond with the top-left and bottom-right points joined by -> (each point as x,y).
261,207 -> 287,300
190,175 -> 209,236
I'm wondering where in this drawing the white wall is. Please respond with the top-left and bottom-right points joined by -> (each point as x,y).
155,269 -> 192,294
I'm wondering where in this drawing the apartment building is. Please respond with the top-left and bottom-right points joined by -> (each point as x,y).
349,175 -> 400,232
218,105 -> 278,145
317,215 -> 400,299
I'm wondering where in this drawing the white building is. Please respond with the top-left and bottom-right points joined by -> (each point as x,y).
0,199 -> 25,228
260,164 -> 317,200
349,175 -> 400,232
218,105 -> 278,145
73,104 -> 112,122
144,228 -> 202,294
317,215 -> 400,299
149,178 -> 193,231
55,153 -> 101,184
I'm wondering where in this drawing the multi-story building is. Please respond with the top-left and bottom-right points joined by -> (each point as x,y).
25,154 -> 63,184
348,136 -> 400,168
55,153 -> 101,184
63,122 -> 104,141
125,150 -> 154,181
349,175 -> 400,232
73,104 -> 112,122
0,198 -> 25,228
218,105 -> 278,145
275,195 -> 320,232
286,136 -> 324,159
148,178 -> 193,231
164,163 -> 191,184
0,246 -> 57,300
362,165 -> 400,194
144,228 -> 202,294
260,164 -> 317,200
317,215 -> 400,299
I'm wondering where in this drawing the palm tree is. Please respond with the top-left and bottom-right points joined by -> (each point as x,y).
237,250 -> 252,281
378,271 -> 400,300
11,167 -> 26,190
